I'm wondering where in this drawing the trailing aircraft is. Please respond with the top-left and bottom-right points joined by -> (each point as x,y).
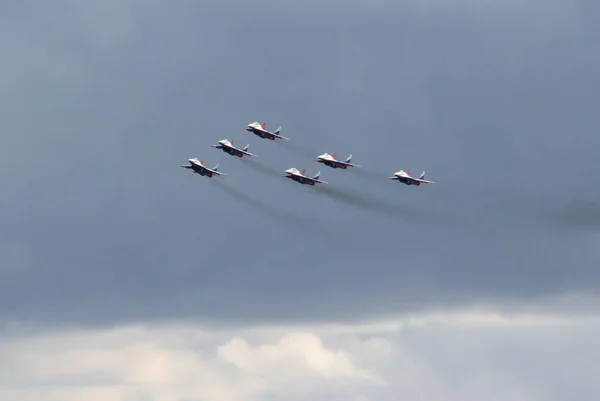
246,121 -> 289,140
181,158 -> 226,178
316,152 -> 360,169
284,168 -> 327,185
211,139 -> 257,158
388,169 -> 434,186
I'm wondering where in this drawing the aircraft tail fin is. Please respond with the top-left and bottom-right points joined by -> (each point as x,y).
313,171 -> 321,180
213,164 -> 219,171
345,154 -> 352,163
274,126 -> 281,134
243,144 -> 249,151
419,171 -> 425,179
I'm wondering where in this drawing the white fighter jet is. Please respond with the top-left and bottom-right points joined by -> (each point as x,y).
181,158 -> 226,178
211,139 -> 257,158
389,169 -> 434,186
246,121 -> 289,140
315,152 -> 360,169
284,168 -> 327,185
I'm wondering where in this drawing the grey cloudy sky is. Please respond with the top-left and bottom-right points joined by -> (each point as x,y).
1,1 -> 600,400
1,0 -> 599,325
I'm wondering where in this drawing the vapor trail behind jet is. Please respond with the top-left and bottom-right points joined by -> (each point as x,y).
275,140 -> 318,159
240,158 -> 282,179
314,184 -> 461,228
210,179 -> 341,239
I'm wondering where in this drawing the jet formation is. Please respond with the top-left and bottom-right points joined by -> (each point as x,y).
182,121 -> 434,187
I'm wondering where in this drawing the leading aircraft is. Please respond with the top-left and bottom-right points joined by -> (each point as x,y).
181,158 -> 226,178
211,139 -> 257,158
246,121 -> 289,140
388,169 -> 434,186
284,168 -> 327,185
316,152 -> 360,169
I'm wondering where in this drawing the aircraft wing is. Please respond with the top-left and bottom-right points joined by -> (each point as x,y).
205,167 -> 226,177
270,132 -> 290,140
309,177 -> 328,184
413,178 -> 434,184
238,148 -> 257,157
336,161 -> 361,168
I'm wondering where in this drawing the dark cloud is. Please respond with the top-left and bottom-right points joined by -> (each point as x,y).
0,0 -> 599,326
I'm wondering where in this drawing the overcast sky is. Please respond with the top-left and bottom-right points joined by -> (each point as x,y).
1,1 -> 599,400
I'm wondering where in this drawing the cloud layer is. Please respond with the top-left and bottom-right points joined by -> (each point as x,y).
2,309 -> 599,401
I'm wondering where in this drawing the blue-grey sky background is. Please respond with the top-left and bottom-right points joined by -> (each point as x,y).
1,0 -> 599,328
